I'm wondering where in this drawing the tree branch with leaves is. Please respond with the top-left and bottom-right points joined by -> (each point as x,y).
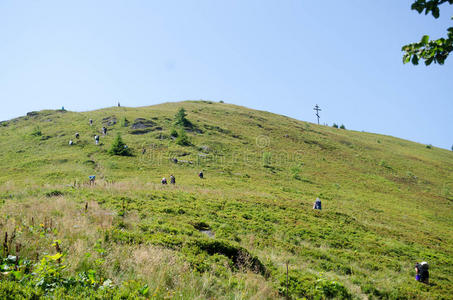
402,0 -> 453,65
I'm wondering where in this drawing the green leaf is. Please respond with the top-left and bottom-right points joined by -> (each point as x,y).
425,56 -> 435,65
433,7 -> 440,18
411,55 -> 419,65
139,284 -> 149,295
421,35 -> 430,45
47,253 -> 63,261
403,54 -> 411,64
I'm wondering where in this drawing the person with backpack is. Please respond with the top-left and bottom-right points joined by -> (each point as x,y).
161,177 -> 167,185
198,171 -> 203,179
75,133 -> 80,139
313,198 -> 322,210
415,262 -> 429,284
102,127 -> 107,135
94,135 -> 100,145
170,175 -> 176,184
89,119 -> 93,126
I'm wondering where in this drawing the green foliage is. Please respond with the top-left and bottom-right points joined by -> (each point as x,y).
121,117 -> 129,127
262,152 -> 272,167
45,190 -> 64,197
31,126 -> 42,137
0,101 -> 452,299
175,129 -> 190,146
340,124 -> 346,129
332,123 -> 338,128
290,165 -> 302,180
426,144 -> 433,149
174,107 -> 192,128
109,133 -> 132,156
278,271 -> 351,299
314,278 -> 351,299
402,1 -> 453,65
170,128 -> 178,138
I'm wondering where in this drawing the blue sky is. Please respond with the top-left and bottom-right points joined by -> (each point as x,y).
1,0 -> 452,149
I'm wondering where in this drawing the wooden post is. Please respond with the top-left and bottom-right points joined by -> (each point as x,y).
286,261 -> 289,299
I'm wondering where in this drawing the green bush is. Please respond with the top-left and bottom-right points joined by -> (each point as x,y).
31,126 -> 42,137
332,123 -> 338,128
109,134 -> 132,156
175,129 -> 190,146
426,144 -> 432,149
340,124 -> 346,129
174,107 -> 192,128
170,128 -> 178,138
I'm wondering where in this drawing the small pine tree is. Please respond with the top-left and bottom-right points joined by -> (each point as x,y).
121,117 -> 129,127
109,134 -> 132,156
332,123 -> 338,128
170,128 -> 178,138
340,124 -> 346,129
175,129 -> 190,146
174,108 -> 192,128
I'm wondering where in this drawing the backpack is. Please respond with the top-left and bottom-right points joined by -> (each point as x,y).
419,262 -> 429,280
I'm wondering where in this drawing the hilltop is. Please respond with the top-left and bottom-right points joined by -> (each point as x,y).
0,101 -> 452,299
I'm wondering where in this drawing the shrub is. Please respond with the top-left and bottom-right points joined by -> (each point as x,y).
31,126 -> 42,136
219,100 -> 224,103
46,190 -> 64,197
332,123 -> 338,128
340,124 -> 346,129
109,134 -> 132,156
426,144 -> 432,149
174,108 -> 192,128
175,129 -> 190,146
170,128 -> 178,138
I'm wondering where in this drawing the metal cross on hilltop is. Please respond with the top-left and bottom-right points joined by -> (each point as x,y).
313,104 -> 321,125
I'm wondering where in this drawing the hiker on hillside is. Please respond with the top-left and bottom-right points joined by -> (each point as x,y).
198,171 -> 203,179
118,102 -> 121,107
170,175 -> 175,184
313,198 -> 322,210
102,127 -> 107,135
75,133 -> 80,139
69,140 -> 73,146
161,177 -> 167,185
415,262 -> 429,284
89,175 -> 95,185
89,119 -> 93,126
94,135 -> 99,145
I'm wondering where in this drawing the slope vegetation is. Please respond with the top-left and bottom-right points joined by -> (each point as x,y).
0,101 -> 452,299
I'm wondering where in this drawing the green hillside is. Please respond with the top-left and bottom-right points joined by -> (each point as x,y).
0,101 -> 452,299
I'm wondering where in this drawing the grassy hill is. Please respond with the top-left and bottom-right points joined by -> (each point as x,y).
0,101 -> 452,299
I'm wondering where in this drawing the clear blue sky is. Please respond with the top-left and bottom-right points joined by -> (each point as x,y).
1,0 -> 452,149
